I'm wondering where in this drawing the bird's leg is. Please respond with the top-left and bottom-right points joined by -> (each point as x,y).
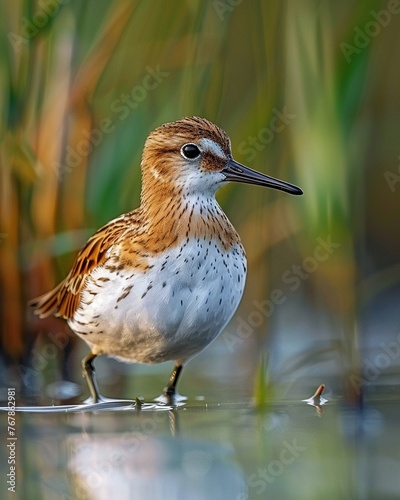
164,364 -> 183,398
81,352 -> 102,403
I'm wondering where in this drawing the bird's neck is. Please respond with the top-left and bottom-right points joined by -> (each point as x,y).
140,187 -> 241,252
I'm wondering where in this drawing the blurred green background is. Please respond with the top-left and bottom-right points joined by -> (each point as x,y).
1,0 -> 400,404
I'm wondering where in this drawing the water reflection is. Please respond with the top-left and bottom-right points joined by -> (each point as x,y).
339,405 -> 384,441
302,384 -> 329,416
0,400 -> 171,413
68,423 -> 246,499
1,397 -> 399,499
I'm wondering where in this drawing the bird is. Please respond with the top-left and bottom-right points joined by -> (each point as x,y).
30,116 -> 303,403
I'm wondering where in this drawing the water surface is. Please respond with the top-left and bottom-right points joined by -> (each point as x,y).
1,387 -> 399,499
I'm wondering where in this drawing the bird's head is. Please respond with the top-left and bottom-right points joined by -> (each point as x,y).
141,116 -> 303,198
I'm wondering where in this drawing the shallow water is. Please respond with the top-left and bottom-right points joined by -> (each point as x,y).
1,387 -> 399,500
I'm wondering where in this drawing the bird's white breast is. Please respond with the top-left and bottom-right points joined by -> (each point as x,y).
69,238 -> 247,364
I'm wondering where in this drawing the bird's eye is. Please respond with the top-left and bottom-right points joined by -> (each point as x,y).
181,143 -> 201,160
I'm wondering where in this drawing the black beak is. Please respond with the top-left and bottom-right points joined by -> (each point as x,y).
222,159 -> 303,195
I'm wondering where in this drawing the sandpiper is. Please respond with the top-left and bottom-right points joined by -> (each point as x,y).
30,117 -> 302,402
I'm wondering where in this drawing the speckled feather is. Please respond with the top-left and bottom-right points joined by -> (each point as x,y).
30,117 -> 248,365
30,116 -> 303,398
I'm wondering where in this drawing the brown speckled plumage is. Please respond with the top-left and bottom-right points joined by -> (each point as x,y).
30,116 -> 302,402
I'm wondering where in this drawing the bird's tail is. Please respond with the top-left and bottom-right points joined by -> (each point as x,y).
29,282 -> 64,319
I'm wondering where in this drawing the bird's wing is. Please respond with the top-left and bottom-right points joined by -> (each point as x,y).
30,212 -> 140,320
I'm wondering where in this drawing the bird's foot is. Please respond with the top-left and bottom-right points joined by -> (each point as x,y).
83,394 -> 137,407
154,390 -> 187,406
